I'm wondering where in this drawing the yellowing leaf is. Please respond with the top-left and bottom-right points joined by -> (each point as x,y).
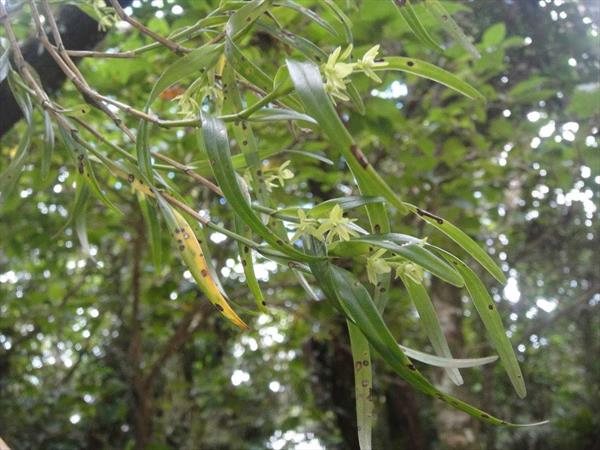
156,194 -> 249,330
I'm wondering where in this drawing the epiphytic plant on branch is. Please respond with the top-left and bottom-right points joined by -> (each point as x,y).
0,1 -> 548,448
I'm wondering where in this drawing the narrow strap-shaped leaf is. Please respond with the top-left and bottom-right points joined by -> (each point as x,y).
57,126 -> 121,214
0,73 -> 33,202
424,0 -> 481,59
0,118 -> 32,202
222,65 -> 269,208
235,214 -> 268,313
137,43 -> 223,180
192,146 -> 283,176
74,186 -> 92,258
396,2 -> 443,53
224,38 -> 305,113
404,203 -> 507,283
274,0 -> 338,37
310,196 -> 385,217
348,321 -> 373,450
247,107 -> 317,123
41,111 -> 55,182
392,0 -> 443,53
256,20 -> 327,61
225,0 -> 272,39
225,37 -> 273,92
53,180 -> 89,240
138,193 -> 162,272
0,38 -> 9,84
437,248 -> 526,398
322,0 -> 353,43
333,234 -> 464,287
372,56 -> 484,101
283,149 -> 332,165
307,245 -> 545,427
399,344 -> 498,368
201,113 -> 320,263
294,270 -> 320,301
155,193 -> 249,329
399,274 -> 463,385
347,82 -> 366,115
286,59 -> 408,215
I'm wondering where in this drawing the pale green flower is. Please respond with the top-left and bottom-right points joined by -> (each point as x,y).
316,204 -> 359,244
264,160 -> 294,191
355,44 -> 389,83
93,0 -> 118,31
366,249 -> 392,285
291,209 -> 323,242
394,261 -> 424,284
323,45 -> 355,102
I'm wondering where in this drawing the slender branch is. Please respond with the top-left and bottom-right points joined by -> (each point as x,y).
29,0 -> 137,142
64,49 -> 136,58
109,0 -> 190,55
151,152 -> 222,195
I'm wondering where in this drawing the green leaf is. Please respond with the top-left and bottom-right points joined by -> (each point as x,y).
54,180 -> 90,242
322,0 -> 353,43
0,72 -> 33,203
256,20 -> 327,61
0,115 -> 32,203
399,274 -> 462,385
57,126 -> 121,215
347,82 -> 366,115
74,187 -> 92,258
286,59 -> 408,215
138,194 -> 162,272
403,203 -> 506,283
41,111 -> 55,182
437,248 -> 526,398
373,56 -> 485,101
0,38 -> 9,84
333,233 -> 464,288
201,113 -> 320,263
275,0 -> 338,37
392,0 -> 443,53
307,241 -> 545,427
235,214 -> 268,313
137,43 -> 223,180
482,22 -> 507,48
309,196 -> 386,217
348,321 -> 373,450
224,38 -> 306,113
399,344 -> 498,368
247,107 -> 317,124
283,149 -> 333,165
225,0 -> 272,39
424,0 -> 481,58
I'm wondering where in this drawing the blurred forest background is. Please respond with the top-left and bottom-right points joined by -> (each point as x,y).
0,0 -> 598,449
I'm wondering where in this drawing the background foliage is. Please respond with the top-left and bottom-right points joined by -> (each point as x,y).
0,1 -> 598,449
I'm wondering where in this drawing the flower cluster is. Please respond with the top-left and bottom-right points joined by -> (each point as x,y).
264,160 -> 294,192
322,44 -> 389,102
291,204 -> 358,244
93,1 -> 119,31
366,253 -> 425,286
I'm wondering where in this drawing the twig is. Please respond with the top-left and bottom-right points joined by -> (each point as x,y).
29,0 -> 137,142
64,49 -> 136,58
109,0 -> 191,55
151,151 -> 222,195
